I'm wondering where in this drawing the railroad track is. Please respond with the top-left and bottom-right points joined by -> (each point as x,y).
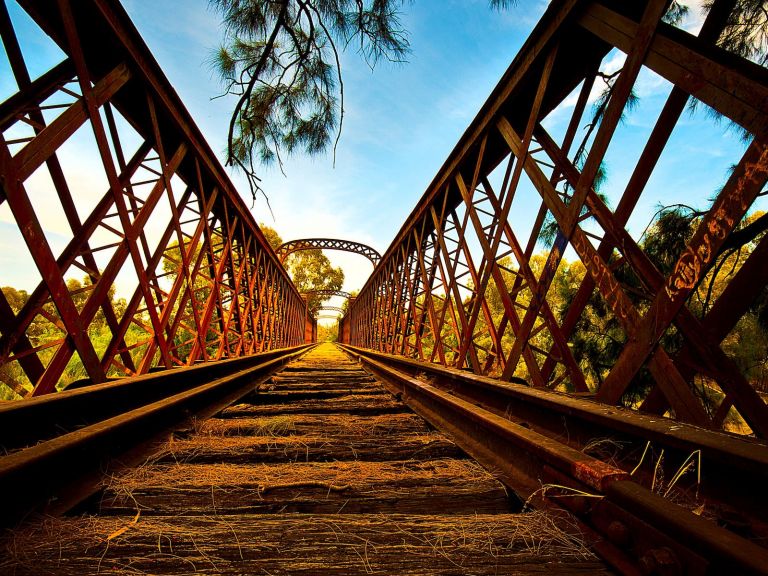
1,343 -> 767,574
341,345 -> 768,575
1,344 -> 609,575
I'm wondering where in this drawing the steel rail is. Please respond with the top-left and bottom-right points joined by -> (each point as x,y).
0,344 -> 314,527
340,344 -> 768,575
340,344 -> 768,522
338,346 -> 768,498
0,344 -> 312,453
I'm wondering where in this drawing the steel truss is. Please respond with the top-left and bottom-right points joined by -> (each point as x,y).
314,306 -> 345,316
0,0 -> 305,398
303,289 -> 353,300
277,238 -> 381,266
342,0 -> 768,436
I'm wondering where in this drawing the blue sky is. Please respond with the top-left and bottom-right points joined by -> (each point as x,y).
1,0 -> 758,302
118,0 -> 556,293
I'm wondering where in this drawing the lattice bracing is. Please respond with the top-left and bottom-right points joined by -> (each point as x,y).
277,238 -> 381,266
344,0 -> 768,437
0,0 -> 305,398
314,306 -> 345,316
302,289 -> 353,300
3,0 -> 768,440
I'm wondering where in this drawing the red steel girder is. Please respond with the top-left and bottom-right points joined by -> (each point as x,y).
313,306 -> 345,316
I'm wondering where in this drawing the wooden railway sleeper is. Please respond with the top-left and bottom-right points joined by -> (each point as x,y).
342,345 -> 768,575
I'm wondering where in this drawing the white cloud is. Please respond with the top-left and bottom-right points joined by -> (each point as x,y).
681,0 -> 708,35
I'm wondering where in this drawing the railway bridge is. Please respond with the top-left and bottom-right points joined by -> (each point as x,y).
1,0 -> 768,574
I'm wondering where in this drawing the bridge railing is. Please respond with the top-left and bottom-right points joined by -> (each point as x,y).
0,0 -> 306,398
344,0 -> 768,436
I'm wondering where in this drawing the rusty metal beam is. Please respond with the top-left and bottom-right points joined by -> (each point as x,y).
0,0 -> 305,398
346,0 -> 768,441
302,289 -> 353,300
342,344 -> 768,576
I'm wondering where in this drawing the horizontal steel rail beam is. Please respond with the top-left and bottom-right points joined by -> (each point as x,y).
0,344 -> 313,527
0,344 -> 312,452
339,344 -> 768,512
314,306 -> 345,315
302,289 -> 353,300
340,344 -> 768,575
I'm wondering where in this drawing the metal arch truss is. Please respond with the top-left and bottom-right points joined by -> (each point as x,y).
342,0 -> 768,437
302,289 -> 353,301
314,306 -> 345,316
0,0 -> 305,398
277,238 -> 381,266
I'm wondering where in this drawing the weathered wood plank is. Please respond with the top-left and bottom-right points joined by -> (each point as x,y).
270,371 -> 376,381
157,432 -> 465,464
198,413 -> 433,436
1,513 -> 609,575
265,379 -> 380,390
98,460 -> 512,515
263,382 -> 382,394
223,394 -> 408,416
246,390 -> 387,405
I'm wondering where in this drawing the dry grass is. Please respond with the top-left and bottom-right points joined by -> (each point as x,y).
581,437 -> 629,467
105,458 -> 496,497
197,415 -> 298,437
0,511 -> 597,575
163,431 -> 446,455
198,413 -> 427,438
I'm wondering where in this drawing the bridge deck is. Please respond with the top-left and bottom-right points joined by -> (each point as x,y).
1,344 -> 609,575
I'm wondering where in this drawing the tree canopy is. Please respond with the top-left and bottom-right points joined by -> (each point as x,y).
211,0 -> 767,202
211,0 -> 521,200
1,279 -> 129,399
260,223 -> 344,309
